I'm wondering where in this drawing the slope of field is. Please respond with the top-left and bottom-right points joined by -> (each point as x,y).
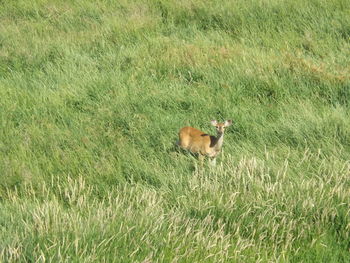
1,0 -> 350,262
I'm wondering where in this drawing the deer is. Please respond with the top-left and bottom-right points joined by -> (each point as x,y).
177,120 -> 232,166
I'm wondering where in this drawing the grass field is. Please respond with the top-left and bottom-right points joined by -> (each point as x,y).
0,0 -> 350,262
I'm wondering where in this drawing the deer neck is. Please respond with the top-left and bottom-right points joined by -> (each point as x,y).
214,132 -> 224,150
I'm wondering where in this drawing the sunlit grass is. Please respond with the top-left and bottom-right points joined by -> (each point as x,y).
0,0 -> 349,261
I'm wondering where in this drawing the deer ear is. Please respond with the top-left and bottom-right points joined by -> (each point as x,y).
211,120 -> 218,126
224,120 -> 232,127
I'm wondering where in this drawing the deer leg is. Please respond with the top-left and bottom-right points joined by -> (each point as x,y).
209,157 -> 217,167
198,154 -> 204,167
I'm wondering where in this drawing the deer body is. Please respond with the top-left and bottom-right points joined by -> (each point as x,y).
178,120 -> 232,165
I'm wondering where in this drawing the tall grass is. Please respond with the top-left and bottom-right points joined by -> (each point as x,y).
0,0 -> 349,261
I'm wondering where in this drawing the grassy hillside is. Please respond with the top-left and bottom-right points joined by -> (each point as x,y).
1,0 -> 350,262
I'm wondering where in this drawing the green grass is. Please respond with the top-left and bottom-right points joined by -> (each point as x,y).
1,0 -> 350,262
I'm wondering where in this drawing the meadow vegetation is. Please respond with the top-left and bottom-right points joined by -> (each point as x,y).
0,0 -> 350,262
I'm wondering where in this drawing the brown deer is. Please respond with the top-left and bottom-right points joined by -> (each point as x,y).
177,120 -> 232,166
